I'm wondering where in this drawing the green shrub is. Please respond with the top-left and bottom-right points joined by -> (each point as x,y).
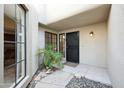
36,44 -> 64,70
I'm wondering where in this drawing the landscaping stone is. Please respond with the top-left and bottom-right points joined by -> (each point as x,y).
27,68 -> 48,88
65,76 -> 112,88
46,69 -> 53,74
74,73 -> 82,78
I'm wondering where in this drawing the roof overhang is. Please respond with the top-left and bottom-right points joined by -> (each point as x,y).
45,4 -> 111,31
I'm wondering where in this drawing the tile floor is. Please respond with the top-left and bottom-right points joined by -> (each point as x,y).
35,63 -> 112,88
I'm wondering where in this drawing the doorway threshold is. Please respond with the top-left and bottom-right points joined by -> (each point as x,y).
65,62 -> 78,67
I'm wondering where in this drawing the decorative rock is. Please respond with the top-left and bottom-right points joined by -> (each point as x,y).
74,73 -> 82,78
42,69 -> 47,72
46,69 -> 53,74
65,76 -> 112,88
38,72 -> 47,78
34,76 -> 41,81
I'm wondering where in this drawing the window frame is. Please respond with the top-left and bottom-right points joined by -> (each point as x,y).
45,31 -> 58,51
4,4 -> 27,87
14,4 -> 27,87
59,33 -> 65,57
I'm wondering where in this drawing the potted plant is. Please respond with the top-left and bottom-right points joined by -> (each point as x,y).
36,44 -> 64,74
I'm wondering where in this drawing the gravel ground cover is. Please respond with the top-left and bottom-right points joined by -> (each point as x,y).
65,76 -> 112,88
27,69 -> 48,88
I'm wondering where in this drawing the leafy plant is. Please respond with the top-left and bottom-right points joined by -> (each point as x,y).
36,44 -> 64,70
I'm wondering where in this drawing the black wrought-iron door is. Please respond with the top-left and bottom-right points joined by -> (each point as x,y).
66,32 -> 79,63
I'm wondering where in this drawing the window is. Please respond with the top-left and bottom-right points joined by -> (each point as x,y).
45,32 -> 57,51
3,4 -> 26,87
59,33 -> 65,57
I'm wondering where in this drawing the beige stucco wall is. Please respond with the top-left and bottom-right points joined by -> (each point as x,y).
107,5 -> 124,87
0,5 -> 4,85
32,4 -> 47,24
60,22 -> 107,68
28,5 -> 39,76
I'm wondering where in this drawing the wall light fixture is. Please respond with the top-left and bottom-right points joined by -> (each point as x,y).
89,31 -> 94,37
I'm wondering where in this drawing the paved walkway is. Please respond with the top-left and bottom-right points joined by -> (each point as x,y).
35,70 -> 73,88
35,63 -> 111,88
